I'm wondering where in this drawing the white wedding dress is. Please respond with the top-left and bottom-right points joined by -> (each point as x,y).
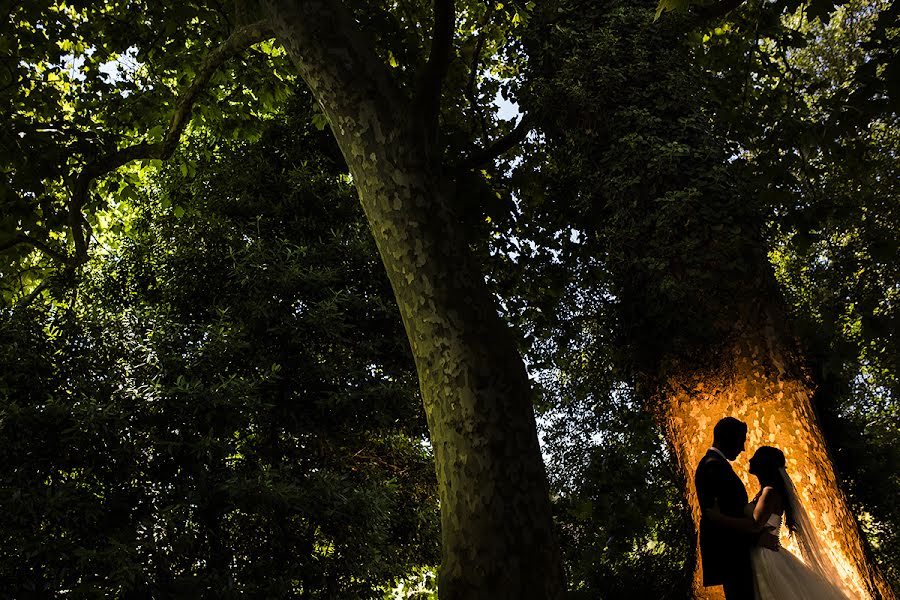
751,513 -> 851,600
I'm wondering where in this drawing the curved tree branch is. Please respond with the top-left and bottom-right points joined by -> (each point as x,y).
70,140 -> 162,260
456,114 -> 532,172
415,0 -> 456,140
70,19 -> 275,224
464,4 -> 495,141
0,233 -> 68,263
161,19 -> 275,156
15,269 -> 62,309
66,19 -> 275,262
14,19 -> 275,309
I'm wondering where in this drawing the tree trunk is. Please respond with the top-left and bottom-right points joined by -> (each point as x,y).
260,1 -> 564,598
656,323 -> 895,600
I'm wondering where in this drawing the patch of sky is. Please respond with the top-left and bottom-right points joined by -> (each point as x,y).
494,88 -> 520,122
487,77 -> 578,272
57,46 -> 140,91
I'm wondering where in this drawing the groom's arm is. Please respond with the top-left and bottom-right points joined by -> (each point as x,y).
705,502 -> 765,534
697,462 -> 767,534
702,484 -> 780,549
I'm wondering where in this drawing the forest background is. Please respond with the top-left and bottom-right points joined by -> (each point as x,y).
0,0 -> 897,598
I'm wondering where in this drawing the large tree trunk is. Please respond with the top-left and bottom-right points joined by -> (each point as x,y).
657,322 -> 895,600
260,2 -> 564,598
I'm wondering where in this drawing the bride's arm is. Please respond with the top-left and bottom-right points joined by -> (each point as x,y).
752,487 -> 778,527
751,487 -> 782,550
704,499 -> 764,533
705,500 -> 779,551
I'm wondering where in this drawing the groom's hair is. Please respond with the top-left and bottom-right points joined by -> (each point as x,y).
713,417 -> 747,445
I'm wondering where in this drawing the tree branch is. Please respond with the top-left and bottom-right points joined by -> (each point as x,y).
67,19 -> 275,260
464,4 -> 495,141
415,0 -> 456,137
456,114 -> 532,171
70,141 -> 161,260
161,19 -> 275,156
0,233 -> 69,263
15,272 -> 57,309
4,19 -> 276,308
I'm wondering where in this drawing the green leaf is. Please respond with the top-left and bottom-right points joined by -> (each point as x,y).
655,0 -> 690,21
312,113 -> 328,131
387,50 -> 399,68
148,125 -> 165,141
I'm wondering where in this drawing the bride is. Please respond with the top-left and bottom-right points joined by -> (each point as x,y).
715,445 -> 854,600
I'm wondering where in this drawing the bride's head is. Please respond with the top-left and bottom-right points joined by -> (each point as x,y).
748,445 -> 786,481
749,446 -> 797,532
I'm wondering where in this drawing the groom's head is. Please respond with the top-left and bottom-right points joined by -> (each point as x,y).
712,417 -> 747,461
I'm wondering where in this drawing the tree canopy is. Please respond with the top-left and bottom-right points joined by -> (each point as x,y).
1,96 -> 439,597
1,0 -> 898,597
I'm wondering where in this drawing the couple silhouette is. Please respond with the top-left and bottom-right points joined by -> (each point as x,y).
695,417 -> 852,600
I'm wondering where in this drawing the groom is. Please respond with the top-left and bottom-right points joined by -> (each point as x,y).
695,417 -> 778,600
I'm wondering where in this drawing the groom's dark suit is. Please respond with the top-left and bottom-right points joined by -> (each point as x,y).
695,449 -> 755,600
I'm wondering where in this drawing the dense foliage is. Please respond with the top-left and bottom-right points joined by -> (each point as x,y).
0,101 -> 438,597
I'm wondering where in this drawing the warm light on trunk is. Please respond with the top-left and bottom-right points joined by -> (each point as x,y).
657,332 -> 894,600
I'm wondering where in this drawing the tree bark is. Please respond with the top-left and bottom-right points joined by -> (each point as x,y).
259,1 -> 564,598
656,322 -> 895,600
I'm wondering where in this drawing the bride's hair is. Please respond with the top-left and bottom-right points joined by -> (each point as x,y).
748,446 -> 797,533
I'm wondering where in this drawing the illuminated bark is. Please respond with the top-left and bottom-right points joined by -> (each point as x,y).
658,326 -> 895,600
